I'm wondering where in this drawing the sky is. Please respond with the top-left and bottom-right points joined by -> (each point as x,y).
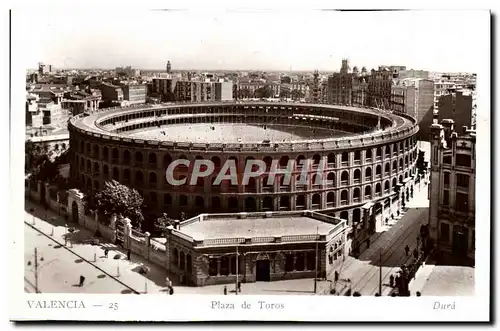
16,9 -> 489,73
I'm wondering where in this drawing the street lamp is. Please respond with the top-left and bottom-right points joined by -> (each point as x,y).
26,247 -> 45,293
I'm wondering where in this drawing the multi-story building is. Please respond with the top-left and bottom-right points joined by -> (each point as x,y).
98,83 -> 124,106
428,120 -> 475,260
38,62 -> 52,76
433,81 -> 456,111
397,69 -> 429,80
213,81 -> 233,101
61,90 -> 102,115
437,90 -> 474,134
121,84 -> 147,105
368,67 -> 393,109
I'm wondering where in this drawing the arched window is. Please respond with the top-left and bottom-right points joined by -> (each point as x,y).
327,153 -> 336,164
384,181 -> 390,192
354,150 -> 361,162
135,171 -> 144,183
354,169 -> 361,182
399,158 -> 403,168
341,152 -> 349,163
327,172 -> 335,187
280,196 -> 290,210
392,178 -> 397,188
112,148 -> 119,161
195,196 -> 204,208
163,154 -> 172,167
149,152 -> 157,165
135,151 -> 143,164
263,156 -> 273,170
313,154 -> 321,165
102,147 -> 109,161
312,194 -> 321,208
376,147 -> 382,158
341,190 -> 348,203
279,155 -> 289,167
173,248 -> 179,267
365,167 -> 372,180
365,185 -> 372,198
327,192 -> 335,205
211,156 -> 221,168
366,149 -> 372,160
149,172 -> 157,186
123,150 -> 131,164
296,155 -> 306,168
384,163 -> 390,175
393,160 -> 397,172
376,165 -> 382,176
341,171 -> 349,184
211,196 -> 221,209
263,196 -> 274,210
353,188 -> 360,200
164,194 -> 172,206
375,183 -> 381,195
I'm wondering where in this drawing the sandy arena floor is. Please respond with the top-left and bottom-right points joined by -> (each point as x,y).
129,123 -> 354,143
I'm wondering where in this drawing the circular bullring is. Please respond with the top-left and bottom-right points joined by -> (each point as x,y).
68,101 -> 419,225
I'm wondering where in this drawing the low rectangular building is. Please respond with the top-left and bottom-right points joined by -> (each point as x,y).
164,211 -> 348,286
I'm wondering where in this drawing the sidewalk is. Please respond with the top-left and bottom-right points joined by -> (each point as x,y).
25,200 -> 171,294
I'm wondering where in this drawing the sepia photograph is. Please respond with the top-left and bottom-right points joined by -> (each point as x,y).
7,3 -> 491,323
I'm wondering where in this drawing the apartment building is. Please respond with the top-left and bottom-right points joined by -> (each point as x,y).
438,90 -> 474,134
428,120 -> 475,260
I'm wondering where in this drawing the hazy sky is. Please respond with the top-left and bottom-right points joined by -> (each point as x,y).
17,9 -> 489,72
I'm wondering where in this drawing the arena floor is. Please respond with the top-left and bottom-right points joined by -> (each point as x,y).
128,123 -> 355,143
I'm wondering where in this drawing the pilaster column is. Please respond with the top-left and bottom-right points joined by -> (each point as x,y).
217,258 -> 221,276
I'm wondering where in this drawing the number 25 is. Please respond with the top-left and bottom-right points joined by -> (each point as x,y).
109,303 -> 118,310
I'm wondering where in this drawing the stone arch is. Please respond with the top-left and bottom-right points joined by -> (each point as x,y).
384,180 -> 390,192
149,172 -> 157,186
384,163 -> 390,174
195,196 -> 204,208
399,175 -> 403,183
279,155 -> 289,167
375,183 -> 381,195
399,158 -> 403,168
112,167 -> 119,180
392,177 -> 397,188
112,148 -> 119,161
135,151 -> 143,164
103,146 -> 109,161
392,160 -> 397,172
376,147 -> 382,158
376,165 -> 382,176
135,171 -> 144,184
327,172 -> 335,186
296,155 -> 306,167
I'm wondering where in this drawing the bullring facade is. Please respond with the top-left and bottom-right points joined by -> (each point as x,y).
68,102 -> 419,230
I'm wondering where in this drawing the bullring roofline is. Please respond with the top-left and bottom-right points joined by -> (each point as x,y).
69,101 -> 418,153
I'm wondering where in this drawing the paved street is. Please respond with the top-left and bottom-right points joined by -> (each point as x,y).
409,254 -> 475,296
24,224 -> 136,294
24,181 -> 429,296
325,181 -> 430,296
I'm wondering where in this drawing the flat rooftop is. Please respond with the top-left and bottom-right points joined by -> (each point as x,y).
179,213 -> 339,241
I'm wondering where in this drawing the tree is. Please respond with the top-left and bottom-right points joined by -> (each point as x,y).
154,213 -> 176,236
416,150 -> 426,175
254,86 -> 273,99
90,180 -> 145,229
25,140 -> 49,174
279,89 -> 291,99
291,89 -> 305,101
238,89 -> 252,99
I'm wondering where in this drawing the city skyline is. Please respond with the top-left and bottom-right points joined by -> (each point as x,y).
17,9 -> 488,73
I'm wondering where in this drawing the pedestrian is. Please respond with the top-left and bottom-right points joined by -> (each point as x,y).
79,275 -> 85,287
223,286 -> 227,295
169,286 -> 174,295
165,277 -> 172,288
127,249 -> 131,261
413,248 -> 418,259
366,238 -> 370,249
237,281 -> 241,292
405,245 -> 410,256
389,274 -> 394,287
417,236 -> 421,247
104,249 -> 109,258
334,270 -> 339,282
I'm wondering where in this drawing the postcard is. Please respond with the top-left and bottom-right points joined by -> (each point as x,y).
8,4 -> 491,323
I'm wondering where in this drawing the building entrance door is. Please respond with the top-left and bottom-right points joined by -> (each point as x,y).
452,226 -> 468,257
256,260 -> 271,282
